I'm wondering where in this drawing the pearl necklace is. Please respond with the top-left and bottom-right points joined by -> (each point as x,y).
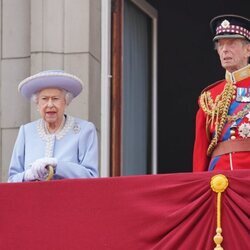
45,115 -> 66,134
37,115 -> 75,157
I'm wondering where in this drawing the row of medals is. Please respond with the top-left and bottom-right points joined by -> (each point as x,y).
230,86 -> 250,140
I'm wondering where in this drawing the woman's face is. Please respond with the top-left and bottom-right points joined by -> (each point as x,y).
216,38 -> 250,72
37,88 -> 67,128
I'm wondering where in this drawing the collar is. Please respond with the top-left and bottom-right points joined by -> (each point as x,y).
225,64 -> 250,84
37,115 -> 75,141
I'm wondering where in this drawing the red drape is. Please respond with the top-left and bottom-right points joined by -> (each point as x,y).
0,170 -> 249,250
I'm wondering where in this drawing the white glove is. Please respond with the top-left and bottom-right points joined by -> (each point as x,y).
24,157 -> 57,181
23,168 -> 39,182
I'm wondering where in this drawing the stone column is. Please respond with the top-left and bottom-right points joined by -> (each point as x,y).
0,0 -> 31,182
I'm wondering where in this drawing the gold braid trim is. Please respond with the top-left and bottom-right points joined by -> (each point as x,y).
199,82 -> 235,156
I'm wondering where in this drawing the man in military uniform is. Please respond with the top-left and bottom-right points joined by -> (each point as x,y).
193,14 -> 250,171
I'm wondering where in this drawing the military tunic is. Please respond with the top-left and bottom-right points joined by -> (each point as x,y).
193,64 -> 250,171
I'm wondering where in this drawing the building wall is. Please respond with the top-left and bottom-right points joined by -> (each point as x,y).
0,0 -> 101,182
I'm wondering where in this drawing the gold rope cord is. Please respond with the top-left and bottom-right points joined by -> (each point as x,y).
200,82 -> 235,155
210,174 -> 229,250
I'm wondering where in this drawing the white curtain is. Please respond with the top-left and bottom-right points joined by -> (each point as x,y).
122,0 -> 152,175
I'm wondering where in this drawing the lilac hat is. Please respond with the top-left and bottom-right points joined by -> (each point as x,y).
18,70 -> 83,99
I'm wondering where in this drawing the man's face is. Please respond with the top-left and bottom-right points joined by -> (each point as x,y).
216,38 -> 250,72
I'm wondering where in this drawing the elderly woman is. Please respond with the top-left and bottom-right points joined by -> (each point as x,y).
8,70 -> 99,182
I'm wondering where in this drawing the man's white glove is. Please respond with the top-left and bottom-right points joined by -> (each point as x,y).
24,157 -> 57,181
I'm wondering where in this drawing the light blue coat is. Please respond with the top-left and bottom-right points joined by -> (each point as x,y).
8,115 -> 99,182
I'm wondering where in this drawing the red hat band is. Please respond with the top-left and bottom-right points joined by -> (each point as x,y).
216,20 -> 250,40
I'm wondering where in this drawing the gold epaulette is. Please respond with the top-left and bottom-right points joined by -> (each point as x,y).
200,79 -> 225,95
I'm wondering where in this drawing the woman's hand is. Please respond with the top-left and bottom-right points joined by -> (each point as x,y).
24,157 -> 57,181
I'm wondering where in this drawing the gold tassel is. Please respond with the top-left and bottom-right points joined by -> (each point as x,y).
210,174 -> 229,250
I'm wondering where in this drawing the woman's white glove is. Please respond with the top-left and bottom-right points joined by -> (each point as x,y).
24,157 -> 57,181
